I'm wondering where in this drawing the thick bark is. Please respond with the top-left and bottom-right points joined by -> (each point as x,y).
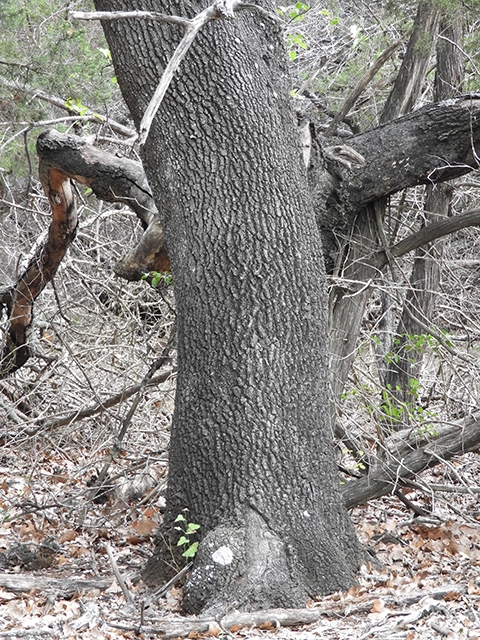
95,0 -> 364,614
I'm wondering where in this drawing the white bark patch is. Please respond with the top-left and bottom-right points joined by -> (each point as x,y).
212,546 -> 233,565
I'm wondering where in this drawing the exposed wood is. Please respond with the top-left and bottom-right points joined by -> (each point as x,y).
341,414 -> 480,509
0,129 -> 170,377
0,167 -> 77,377
36,129 -> 170,281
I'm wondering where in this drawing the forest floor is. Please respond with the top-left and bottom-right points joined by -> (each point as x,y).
1,438 -> 480,640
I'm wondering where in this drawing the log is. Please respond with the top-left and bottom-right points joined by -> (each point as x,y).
0,573 -> 112,596
341,414 -> 480,509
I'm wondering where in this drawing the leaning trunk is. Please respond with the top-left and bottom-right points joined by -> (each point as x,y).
95,0 -> 363,613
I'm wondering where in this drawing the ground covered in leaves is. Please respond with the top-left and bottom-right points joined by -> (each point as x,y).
1,437 -> 480,640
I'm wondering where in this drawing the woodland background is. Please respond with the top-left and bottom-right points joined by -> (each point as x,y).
1,0 -> 480,638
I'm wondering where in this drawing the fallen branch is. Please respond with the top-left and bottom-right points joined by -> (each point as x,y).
0,129 -> 170,377
22,367 -> 174,436
106,542 -> 134,604
342,414 -> 480,509
0,574 -> 112,597
34,129 -> 170,280
109,585 -> 468,639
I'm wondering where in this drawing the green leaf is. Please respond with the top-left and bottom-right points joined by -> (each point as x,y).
182,542 -> 198,558
174,514 -> 186,523
187,523 -> 200,533
177,536 -> 189,546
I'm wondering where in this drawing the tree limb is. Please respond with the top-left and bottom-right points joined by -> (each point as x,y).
0,77 -> 135,138
0,167 -> 77,377
0,129 -> 170,377
314,96 -> 480,228
384,208 -> 480,264
341,414 -> 480,509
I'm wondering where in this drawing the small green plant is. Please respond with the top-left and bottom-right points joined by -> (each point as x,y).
65,96 -> 89,116
277,2 -> 310,61
174,513 -> 200,559
141,270 -> 173,288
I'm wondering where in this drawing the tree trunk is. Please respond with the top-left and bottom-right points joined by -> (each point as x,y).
328,0 -> 441,413
94,0 -> 364,614
383,11 -> 464,423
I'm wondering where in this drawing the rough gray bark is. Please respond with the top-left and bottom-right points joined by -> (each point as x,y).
94,0 -> 364,614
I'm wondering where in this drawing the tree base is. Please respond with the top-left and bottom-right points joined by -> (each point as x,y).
143,508 -> 363,615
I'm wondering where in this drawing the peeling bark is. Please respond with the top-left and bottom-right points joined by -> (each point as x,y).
0,130 -> 170,377
35,129 -> 170,280
0,165 -> 77,377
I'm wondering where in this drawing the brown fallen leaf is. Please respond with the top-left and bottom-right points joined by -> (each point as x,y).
443,591 -> 461,601
132,517 -> 157,536
58,529 -> 77,543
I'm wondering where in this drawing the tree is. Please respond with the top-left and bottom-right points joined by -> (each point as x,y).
91,0 -> 368,614
2,0 -> 480,618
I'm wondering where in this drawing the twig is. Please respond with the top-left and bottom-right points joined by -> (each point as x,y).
144,562 -> 192,607
423,448 -> 480,503
83,325 -> 176,511
394,488 -> 430,517
326,34 -> 407,137
72,1 -> 280,146
22,367 -> 174,436
105,542 -> 134,604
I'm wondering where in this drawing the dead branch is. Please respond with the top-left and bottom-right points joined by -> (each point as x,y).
110,585 -> 467,638
325,34 -> 407,137
21,367 -> 174,436
0,573 -> 112,596
35,129 -> 170,280
379,208 -> 480,266
0,165 -> 77,377
1,129 -> 170,377
341,414 -> 480,509
0,77 -> 135,138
